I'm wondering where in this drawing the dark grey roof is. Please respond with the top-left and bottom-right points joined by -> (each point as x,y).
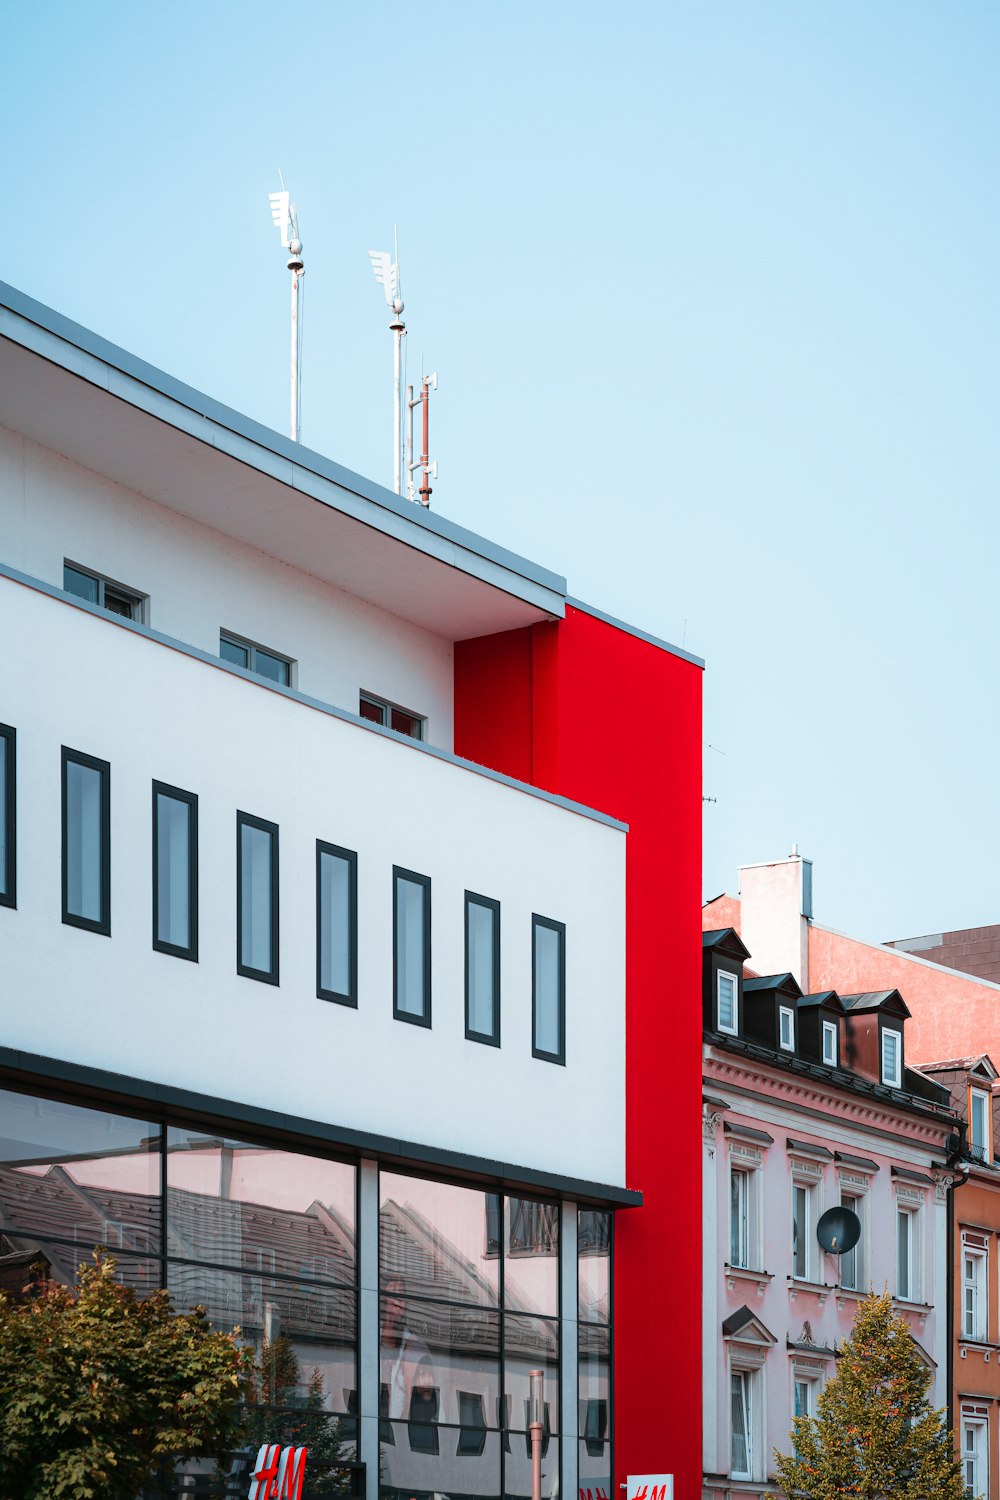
786,1139 -> 833,1159
840,990 -> 911,1018
891,1166 -> 934,1186
722,1304 -> 776,1343
834,1151 -> 880,1173
703,1093 -> 731,1111
798,991 -> 844,1011
724,1123 -> 774,1145
744,973 -> 803,998
703,928 -> 750,959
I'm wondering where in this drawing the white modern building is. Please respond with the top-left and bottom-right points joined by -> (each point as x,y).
0,280 -> 682,1499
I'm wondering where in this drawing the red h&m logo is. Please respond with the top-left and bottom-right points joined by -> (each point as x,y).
625,1477 -> 674,1500
248,1445 -> 308,1500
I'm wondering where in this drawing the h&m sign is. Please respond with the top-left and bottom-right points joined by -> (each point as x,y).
626,1476 -> 674,1500
248,1445 -> 308,1500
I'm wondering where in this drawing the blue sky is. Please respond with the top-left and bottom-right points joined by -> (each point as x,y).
4,2 -> 999,943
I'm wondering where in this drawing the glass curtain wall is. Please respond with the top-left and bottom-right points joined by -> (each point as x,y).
379,1171 -> 561,1500
578,1210 -> 613,1499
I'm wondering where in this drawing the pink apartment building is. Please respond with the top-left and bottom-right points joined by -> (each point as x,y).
701,923 -> 958,1499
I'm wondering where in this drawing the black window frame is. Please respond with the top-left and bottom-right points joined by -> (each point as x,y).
61,746 -> 111,937
219,630 -> 293,688
236,811 -> 280,986
465,890 -> 501,1047
316,840 -> 358,1007
359,692 -> 425,741
392,866 -> 431,1028
63,559 -> 147,623
531,914 -> 566,1065
151,780 -> 199,962
0,723 -> 15,910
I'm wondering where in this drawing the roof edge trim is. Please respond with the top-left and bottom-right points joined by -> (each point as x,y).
566,596 -> 705,668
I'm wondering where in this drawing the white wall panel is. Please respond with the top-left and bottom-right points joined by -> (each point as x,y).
0,577 -> 627,1187
0,424 -> 455,749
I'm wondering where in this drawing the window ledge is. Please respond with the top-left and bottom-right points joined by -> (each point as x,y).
787,1276 -> 836,1306
959,1338 -> 997,1357
726,1264 -> 774,1299
893,1297 -> 932,1327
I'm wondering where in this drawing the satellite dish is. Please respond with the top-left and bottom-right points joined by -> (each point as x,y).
816,1205 -> 861,1256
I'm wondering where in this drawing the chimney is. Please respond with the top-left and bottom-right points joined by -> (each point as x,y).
739,846 -> 812,989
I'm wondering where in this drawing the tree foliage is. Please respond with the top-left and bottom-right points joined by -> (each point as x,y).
0,1250 -> 250,1500
775,1291 -> 967,1499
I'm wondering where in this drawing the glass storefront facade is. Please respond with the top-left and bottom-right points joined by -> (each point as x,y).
0,1083 -> 613,1499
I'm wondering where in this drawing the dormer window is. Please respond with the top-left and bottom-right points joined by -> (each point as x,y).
881,1027 -> 902,1088
822,1020 -> 838,1067
718,971 -> 739,1035
970,1089 -> 991,1164
779,1006 -> 795,1052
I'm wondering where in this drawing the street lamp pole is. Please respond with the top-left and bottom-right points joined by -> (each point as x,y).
529,1369 -> 544,1500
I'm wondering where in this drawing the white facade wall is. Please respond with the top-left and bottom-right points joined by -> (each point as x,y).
0,574 -> 627,1187
0,423 -> 455,750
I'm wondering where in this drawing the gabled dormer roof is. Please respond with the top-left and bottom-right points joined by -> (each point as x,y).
743,972 -> 803,1001
840,989 -> 911,1020
798,990 -> 845,1013
722,1305 -> 777,1345
920,1055 -> 999,1083
703,928 -> 751,961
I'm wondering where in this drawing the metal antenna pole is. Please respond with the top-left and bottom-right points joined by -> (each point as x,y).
406,384 -> 415,501
390,308 -> 405,493
290,264 -> 303,442
270,181 -> 304,442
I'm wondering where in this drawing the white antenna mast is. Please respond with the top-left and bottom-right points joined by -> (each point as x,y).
269,174 -> 305,442
368,229 -> 406,495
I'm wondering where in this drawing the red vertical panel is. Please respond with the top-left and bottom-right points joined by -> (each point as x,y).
455,605 -> 703,1497
454,627 -> 534,784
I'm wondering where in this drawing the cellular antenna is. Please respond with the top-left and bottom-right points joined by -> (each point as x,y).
406,372 -> 438,507
368,231 -> 406,495
269,176 -> 305,443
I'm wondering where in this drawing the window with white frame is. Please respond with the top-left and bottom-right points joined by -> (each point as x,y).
962,1410 -> 987,1500
792,1372 -> 820,1458
730,1164 -> 760,1270
882,1027 -> 903,1087
792,1177 -> 818,1281
718,970 -> 738,1035
779,1006 -> 795,1051
840,1191 -> 864,1291
970,1088 -> 992,1164
730,1368 -> 757,1480
962,1238 -> 988,1342
822,1019 -> 838,1067
897,1203 -> 921,1302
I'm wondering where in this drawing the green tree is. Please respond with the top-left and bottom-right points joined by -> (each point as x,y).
775,1291 -> 967,1499
0,1249 -> 250,1500
242,1337 -> 356,1495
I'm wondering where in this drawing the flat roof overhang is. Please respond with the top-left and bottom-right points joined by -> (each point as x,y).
0,282 -> 566,641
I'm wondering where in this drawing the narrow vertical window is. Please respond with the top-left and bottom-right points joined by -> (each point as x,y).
792,1184 -> 809,1280
779,1006 -> 795,1051
237,812 -> 279,984
822,1019 -> 838,1067
897,1207 -> 913,1300
840,1193 -> 861,1290
465,892 -> 500,1045
61,748 -> 110,935
731,1370 -> 752,1479
0,724 -> 15,909
152,782 -> 198,960
882,1027 -> 902,1087
393,867 -> 430,1026
730,1168 -> 750,1268
970,1089 -> 991,1163
316,841 -> 357,1006
532,915 -> 566,1064
717,971 -> 738,1035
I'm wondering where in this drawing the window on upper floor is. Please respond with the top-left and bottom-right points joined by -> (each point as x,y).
963,1246 -> 988,1341
963,1413 -> 988,1500
0,724 -> 14,910
317,841 -> 357,1007
62,747 -> 111,936
730,1164 -> 760,1271
882,1027 -> 903,1088
220,631 -> 293,687
466,892 -> 500,1046
532,915 -> 566,1065
64,560 -> 147,623
779,1005 -> 795,1051
717,970 -> 739,1036
393,866 -> 431,1026
360,692 -> 424,740
237,811 -> 279,985
792,1180 -> 817,1281
822,1019 -> 838,1067
840,1192 -> 865,1292
897,1204 -> 921,1302
970,1088 -> 992,1164
152,781 -> 198,961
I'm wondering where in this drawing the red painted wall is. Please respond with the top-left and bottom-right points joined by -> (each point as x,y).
456,605 -> 704,1497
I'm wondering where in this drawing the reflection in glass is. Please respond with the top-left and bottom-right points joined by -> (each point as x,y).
380,1423 -> 501,1500
65,759 -> 103,923
580,1325 -> 610,1446
220,636 -> 249,669
240,819 -> 274,974
395,873 -> 428,1019
255,649 -> 290,686
467,897 -> 498,1040
578,1210 -> 611,1324
380,1172 -> 499,1306
166,1130 -> 356,1285
319,846 -> 354,1000
0,1087 -> 160,1250
504,1434 -> 559,1500
64,564 -> 99,604
533,921 -> 563,1058
155,790 -> 192,951
380,1292 -> 499,1427
579,1437 -> 611,1494
504,1314 -> 559,1433
0,1236 -> 159,1299
505,1198 -> 558,1316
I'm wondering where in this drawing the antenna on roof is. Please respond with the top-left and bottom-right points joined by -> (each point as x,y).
406,372 -> 438,507
268,174 -> 305,443
368,229 -> 407,496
